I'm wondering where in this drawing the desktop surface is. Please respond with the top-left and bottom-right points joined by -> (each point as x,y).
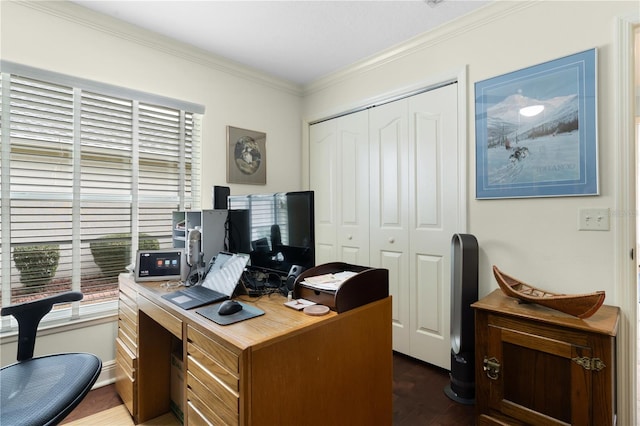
134,277 -> 339,349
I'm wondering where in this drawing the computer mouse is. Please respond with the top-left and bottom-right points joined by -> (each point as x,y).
218,300 -> 243,316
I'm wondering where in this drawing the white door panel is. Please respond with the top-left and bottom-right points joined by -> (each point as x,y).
340,247 -> 361,265
370,100 -> 411,353
411,253 -> 448,366
310,110 -> 369,267
407,84 -> 458,369
413,112 -> 440,228
315,244 -> 336,266
310,121 -> 337,261
337,112 -> 369,265
370,104 -> 410,250
378,249 -> 409,353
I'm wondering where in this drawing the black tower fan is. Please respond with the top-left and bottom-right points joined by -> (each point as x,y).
444,233 -> 478,405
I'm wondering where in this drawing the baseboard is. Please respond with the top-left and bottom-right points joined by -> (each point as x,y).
93,359 -> 116,389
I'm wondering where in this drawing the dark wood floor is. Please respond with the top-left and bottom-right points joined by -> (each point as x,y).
392,352 -> 475,425
63,352 -> 476,425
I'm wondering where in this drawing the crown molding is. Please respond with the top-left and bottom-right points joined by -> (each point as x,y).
13,0 -> 304,97
302,0 -> 536,96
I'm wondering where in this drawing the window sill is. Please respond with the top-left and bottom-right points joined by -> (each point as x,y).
0,301 -> 118,343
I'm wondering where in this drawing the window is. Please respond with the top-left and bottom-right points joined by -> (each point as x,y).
0,62 -> 203,327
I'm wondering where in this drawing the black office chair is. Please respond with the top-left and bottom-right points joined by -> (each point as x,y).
0,291 -> 102,426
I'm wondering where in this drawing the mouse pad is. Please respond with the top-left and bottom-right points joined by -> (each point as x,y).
195,301 -> 264,326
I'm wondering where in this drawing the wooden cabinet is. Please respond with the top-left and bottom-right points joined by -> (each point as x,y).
473,290 -> 619,426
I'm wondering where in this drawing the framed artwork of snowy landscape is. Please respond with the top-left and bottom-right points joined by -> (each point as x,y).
475,49 -> 598,199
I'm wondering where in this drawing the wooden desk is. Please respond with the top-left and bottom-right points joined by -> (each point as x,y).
115,274 -> 392,425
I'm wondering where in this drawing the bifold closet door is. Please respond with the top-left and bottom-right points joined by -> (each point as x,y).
310,82 -> 460,368
309,110 -> 370,266
309,118 -> 337,264
370,83 -> 459,368
369,99 -> 412,355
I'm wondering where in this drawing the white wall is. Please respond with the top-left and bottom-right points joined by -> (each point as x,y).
303,0 -> 635,303
1,317 -> 117,382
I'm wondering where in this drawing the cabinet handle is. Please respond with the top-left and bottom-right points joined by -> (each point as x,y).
483,356 -> 500,380
347,235 -> 353,240
572,356 -> 606,372
388,237 -> 395,244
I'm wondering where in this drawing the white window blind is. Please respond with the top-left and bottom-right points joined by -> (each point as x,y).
0,63 -> 203,325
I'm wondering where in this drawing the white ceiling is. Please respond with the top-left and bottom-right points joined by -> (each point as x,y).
71,0 -> 490,85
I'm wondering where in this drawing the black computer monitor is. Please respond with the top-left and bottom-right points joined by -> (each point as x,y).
227,191 -> 315,276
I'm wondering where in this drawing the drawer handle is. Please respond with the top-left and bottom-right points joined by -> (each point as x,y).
483,356 -> 500,380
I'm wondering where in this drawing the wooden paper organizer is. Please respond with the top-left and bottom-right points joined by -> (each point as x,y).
293,262 -> 389,313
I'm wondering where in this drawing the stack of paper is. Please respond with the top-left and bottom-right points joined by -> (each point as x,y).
301,271 -> 357,291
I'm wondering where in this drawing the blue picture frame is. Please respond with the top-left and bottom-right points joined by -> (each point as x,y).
475,49 -> 598,199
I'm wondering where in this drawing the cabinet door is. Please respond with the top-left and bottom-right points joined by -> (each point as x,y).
485,322 -> 592,425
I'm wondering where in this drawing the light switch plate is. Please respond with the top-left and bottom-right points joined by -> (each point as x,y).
578,208 -> 610,231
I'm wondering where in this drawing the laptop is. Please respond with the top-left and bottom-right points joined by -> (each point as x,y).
162,252 -> 249,310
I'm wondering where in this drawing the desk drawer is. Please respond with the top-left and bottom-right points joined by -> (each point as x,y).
119,308 -> 137,338
186,400 -> 214,426
295,285 -> 336,309
187,326 -> 239,375
119,287 -> 137,311
116,337 -> 136,373
187,343 -> 239,392
119,295 -> 138,322
187,390 -> 229,426
138,294 -> 182,338
115,338 -> 136,416
117,326 -> 137,355
119,277 -> 137,301
187,371 -> 238,425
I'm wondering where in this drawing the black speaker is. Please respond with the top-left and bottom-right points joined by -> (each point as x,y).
444,233 -> 478,405
213,185 -> 230,210
285,265 -> 305,291
227,209 -> 251,253
270,224 -> 282,249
